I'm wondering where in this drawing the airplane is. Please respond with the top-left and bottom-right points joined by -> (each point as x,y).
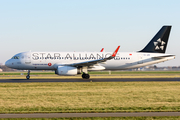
5,26 -> 175,79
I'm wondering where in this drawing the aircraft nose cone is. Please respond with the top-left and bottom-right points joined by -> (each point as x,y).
5,60 -> 11,67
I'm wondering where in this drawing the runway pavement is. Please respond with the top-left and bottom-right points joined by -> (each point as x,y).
0,112 -> 180,118
0,78 -> 180,83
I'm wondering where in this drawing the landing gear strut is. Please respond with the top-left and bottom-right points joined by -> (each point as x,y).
82,72 -> 90,79
26,70 -> 30,79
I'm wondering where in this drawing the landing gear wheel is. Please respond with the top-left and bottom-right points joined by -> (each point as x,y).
82,74 -> 85,78
82,73 -> 90,79
85,74 -> 90,79
26,70 -> 30,79
26,75 -> 30,79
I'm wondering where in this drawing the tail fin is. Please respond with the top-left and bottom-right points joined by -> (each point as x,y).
139,26 -> 171,53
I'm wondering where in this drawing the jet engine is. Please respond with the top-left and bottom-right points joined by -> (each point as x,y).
55,66 -> 81,76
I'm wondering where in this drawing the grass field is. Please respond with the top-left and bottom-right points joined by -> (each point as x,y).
0,82 -> 180,113
0,117 -> 180,120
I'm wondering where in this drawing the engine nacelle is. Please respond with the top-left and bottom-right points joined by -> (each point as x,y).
55,66 -> 80,76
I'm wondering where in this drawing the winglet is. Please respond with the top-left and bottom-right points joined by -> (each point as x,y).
100,48 -> 104,52
112,46 -> 120,57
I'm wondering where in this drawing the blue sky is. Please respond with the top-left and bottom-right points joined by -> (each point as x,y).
0,0 -> 180,66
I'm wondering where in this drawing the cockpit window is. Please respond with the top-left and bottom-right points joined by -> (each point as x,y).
11,56 -> 19,59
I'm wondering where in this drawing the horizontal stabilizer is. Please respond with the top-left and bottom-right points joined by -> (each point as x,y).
152,55 -> 175,59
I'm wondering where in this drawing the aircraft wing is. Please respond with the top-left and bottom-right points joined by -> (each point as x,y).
70,46 -> 120,67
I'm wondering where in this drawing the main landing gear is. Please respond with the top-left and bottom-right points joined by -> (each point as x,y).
26,70 -> 30,79
82,72 -> 90,79
81,67 -> 90,79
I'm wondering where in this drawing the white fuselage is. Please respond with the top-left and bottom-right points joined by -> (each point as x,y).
5,51 -> 175,71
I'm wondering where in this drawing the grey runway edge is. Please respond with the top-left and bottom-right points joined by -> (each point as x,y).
0,78 -> 180,83
0,112 -> 180,118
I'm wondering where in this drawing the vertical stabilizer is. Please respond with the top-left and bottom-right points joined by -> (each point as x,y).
139,26 -> 171,53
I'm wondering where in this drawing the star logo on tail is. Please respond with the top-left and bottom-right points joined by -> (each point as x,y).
154,38 -> 166,50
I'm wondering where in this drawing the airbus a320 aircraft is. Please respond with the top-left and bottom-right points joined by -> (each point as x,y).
5,26 -> 175,79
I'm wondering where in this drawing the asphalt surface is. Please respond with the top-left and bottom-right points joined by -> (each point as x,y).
0,112 -> 180,118
0,78 -> 180,83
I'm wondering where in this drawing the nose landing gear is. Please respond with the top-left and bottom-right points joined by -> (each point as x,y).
26,70 -> 30,79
